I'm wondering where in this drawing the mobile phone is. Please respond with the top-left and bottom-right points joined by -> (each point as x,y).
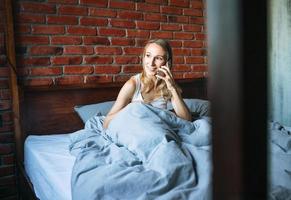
166,62 -> 169,68
157,62 -> 168,77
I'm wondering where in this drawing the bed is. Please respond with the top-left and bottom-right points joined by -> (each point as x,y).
17,78 -> 211,200
17,77 -> 291,200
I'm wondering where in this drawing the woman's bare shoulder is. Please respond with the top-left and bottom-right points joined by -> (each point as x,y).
124,76 -> 136,88
118,76 -> 136,95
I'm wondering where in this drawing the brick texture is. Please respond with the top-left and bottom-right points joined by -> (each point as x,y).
0,2 -> 17,199
13,0 -> 207,86
0,0 -> 208,198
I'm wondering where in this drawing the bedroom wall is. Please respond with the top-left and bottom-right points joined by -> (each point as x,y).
0,2 -> 18,200
269,0 -> 291,126
13,0 -> 208,86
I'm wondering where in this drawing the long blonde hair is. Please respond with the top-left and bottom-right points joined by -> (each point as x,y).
140,39 -> 174,101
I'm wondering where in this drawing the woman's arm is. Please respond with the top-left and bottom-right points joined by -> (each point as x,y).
156,65 -> 192,121
169,86 -> 192,121
103,78 -> 136,129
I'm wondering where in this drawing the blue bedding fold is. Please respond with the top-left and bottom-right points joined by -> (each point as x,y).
269,121 -> 291,199
69,102 -> 212,200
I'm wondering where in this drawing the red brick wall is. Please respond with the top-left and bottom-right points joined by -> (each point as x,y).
14,0 -> 207,86
0,2 -> 17,199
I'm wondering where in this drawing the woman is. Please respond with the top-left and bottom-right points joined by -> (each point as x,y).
103,39 -> 191,129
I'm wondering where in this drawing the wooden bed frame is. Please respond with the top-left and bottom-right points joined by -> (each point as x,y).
17,78 -> 208,200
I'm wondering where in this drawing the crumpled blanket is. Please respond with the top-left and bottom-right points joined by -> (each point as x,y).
269,121 -> 291,200
69,102 -> 212,200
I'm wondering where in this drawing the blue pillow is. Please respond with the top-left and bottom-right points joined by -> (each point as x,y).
74,101 -> 115,123
75,99 -> 210,123
167,98 -> 210,117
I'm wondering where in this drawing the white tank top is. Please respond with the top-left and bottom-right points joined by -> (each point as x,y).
131,74 -> 168,109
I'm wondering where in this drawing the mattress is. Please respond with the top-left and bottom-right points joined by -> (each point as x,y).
24,134 -> 75,200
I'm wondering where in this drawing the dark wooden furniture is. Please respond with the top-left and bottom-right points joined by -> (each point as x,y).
17,78 -> 208,200
207,0 -> 267,199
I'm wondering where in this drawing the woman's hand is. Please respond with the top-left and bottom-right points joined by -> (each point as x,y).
155,65 -> 178,93
156,64 -> 191,121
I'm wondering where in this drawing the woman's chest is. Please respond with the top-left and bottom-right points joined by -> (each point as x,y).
141,90 -> 160,103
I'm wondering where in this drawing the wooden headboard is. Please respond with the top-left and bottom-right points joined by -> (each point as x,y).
20,84 -> 120,135
17,78 -> 207,162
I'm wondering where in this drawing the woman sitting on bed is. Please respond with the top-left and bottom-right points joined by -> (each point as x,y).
103,39 -> 191,129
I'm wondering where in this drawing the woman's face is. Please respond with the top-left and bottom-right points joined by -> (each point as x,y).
143,43 -> 167,78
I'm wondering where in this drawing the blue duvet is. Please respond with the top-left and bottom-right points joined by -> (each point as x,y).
69,102 -> 212,200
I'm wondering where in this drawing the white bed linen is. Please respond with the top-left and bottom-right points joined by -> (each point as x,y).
24,134 -> 75,200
